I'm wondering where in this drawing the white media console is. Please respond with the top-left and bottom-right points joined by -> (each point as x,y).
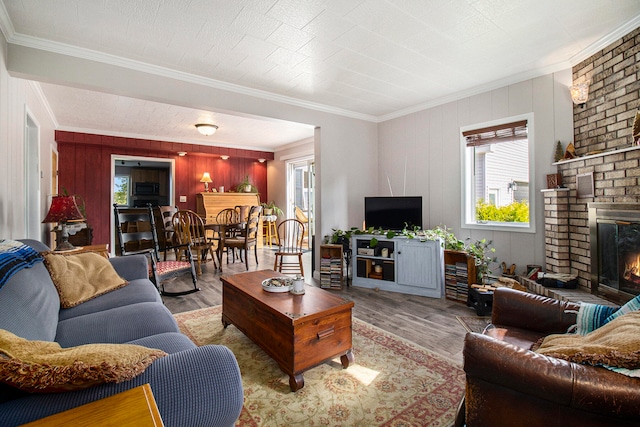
351,235 -> 444,298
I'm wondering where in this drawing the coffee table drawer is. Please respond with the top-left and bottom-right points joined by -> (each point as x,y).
294,311 -> 352,344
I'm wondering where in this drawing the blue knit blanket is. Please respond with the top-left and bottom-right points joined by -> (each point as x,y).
573,296 -> 640,377
575,295 -> 640,335
0,240 -> 43,290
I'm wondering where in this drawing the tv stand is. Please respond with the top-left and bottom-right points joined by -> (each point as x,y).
351,235 -> 444,298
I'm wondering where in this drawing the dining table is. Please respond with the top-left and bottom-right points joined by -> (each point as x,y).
204,221 -> 242,272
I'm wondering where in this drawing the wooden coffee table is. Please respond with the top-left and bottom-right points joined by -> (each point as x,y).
221,270 -> 354,391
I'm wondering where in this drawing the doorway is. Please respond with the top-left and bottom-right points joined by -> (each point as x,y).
110,155 -> 175,254
24,111 -> 40,240
287,157 -> 314,249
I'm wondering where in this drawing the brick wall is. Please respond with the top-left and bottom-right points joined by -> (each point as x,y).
545,26 -> 640,293
572,26 -> 640,154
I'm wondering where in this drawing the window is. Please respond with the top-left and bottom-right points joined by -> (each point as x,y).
114,175 -> 130,206
461,114 -> 535,232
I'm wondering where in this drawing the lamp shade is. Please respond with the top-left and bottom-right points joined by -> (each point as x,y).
569,82 -> 589,105
200,172 -> 212,183
195,124 -> 218,136
42,196 -> 84,223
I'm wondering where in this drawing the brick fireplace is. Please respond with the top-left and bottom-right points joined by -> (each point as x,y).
542,26 -> 640,304
544,147 -> 640,303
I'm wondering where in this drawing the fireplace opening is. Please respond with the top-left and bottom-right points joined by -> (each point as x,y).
590,203 -> 640,304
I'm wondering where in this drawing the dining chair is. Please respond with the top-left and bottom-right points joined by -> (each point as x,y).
113,204 -> 199,296
157,205 -> 178,260
274,218 -> 305,277
295,206 -> 310,243
224,205 -> 262,270
172,210 -> 217,275
215,208 -> 241,263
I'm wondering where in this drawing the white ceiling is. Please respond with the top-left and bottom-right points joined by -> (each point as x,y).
2,0 -> 640,150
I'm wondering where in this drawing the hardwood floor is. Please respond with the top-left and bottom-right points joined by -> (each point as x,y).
161,247 -> 475,365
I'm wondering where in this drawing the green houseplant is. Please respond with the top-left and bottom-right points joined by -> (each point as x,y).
235,175 -> 258,193
260,201 -> 283,217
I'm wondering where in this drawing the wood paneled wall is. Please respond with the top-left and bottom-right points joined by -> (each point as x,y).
56,131 -> 272,245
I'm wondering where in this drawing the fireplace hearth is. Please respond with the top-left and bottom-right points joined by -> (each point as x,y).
589,203 -> 640,304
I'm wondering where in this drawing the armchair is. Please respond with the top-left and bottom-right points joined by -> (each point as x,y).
457,287 -> 640,427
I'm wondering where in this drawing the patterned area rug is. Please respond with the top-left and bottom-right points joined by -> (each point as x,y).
174,306 -> 465,426
455,316 -> 491,334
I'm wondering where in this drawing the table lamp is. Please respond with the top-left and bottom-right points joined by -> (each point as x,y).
200,172 -> 213,192
42,195 -> 85,251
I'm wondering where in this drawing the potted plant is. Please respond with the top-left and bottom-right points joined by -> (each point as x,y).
260,201 -> 283,217
465,238 -> 498,283
235,175 -> 258,193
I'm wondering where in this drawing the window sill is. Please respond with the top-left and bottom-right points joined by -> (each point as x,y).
462,221 -> 535,233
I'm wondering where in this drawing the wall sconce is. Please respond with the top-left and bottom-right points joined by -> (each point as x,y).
258,158 -> 266,163
195,124 -> 218,136
200,172 -> 213,192
220,155 -> 229,160
507,180 -> 518,193
177,151 -> 187,156
569,82 -> 589,107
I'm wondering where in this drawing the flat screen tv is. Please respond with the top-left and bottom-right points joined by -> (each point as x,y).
364,196 -> 423,231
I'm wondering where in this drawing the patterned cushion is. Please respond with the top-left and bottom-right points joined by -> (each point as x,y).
156,261 -> 191,276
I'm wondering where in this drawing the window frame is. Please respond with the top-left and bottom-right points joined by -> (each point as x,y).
113,174 -> 130,207
460,113 -> 536,233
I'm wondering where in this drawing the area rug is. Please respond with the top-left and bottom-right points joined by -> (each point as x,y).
174,306 -> 465,426
455,315 -> 491,334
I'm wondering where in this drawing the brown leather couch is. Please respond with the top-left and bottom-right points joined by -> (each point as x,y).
456,287 -> 640,427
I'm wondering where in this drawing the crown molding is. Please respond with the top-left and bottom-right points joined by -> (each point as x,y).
377,61 -> 572,122
2,31 -> 378,123
28,81 -> 58,128
569,14 -> 640,66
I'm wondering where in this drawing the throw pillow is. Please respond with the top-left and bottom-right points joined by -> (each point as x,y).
43,252 -> 127,308
0,329 -> 167,392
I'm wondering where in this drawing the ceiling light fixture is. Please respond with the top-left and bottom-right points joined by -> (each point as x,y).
569,82 -> 589,107
177,151 -> 187,156
258,158 -> 266,163
195,123 -> 218,136
220,155 -> 229,160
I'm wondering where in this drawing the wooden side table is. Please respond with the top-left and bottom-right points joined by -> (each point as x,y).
22,384 -> 163,426
62,244 -> 110,258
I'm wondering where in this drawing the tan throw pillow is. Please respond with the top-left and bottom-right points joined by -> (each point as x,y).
43,252 -> 127,308
0,329 -> 167,392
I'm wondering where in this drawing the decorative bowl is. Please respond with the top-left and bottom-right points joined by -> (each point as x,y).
262,277 -> 293,293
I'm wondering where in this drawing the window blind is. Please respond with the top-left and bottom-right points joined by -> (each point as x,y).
463,120 -> 528,147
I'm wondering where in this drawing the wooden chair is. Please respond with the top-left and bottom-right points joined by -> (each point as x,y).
274,218 -> 305,276
172,210 -> 217,275
224,205 -> 262,270
295,206 -> 310,242
113,204 -> 199,296
157,205 -> 177,260
215,208 -> 241,263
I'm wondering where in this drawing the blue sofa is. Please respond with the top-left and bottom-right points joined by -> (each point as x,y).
0,239 -> 243,426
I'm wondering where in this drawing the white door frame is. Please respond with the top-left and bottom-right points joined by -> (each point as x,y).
110,155 -> 175,255
24,107 -> 41,240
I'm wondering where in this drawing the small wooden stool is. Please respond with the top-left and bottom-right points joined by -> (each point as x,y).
263,216 -> 278,247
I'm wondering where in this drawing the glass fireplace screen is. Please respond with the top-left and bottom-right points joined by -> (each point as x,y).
598,221 -> 640,296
